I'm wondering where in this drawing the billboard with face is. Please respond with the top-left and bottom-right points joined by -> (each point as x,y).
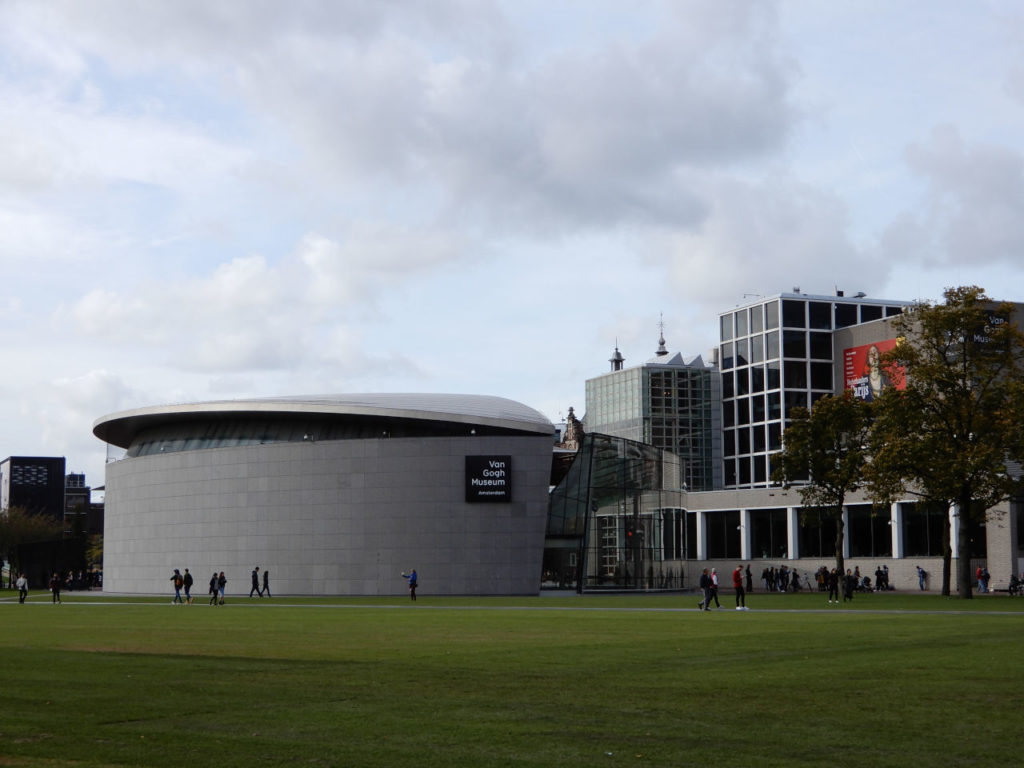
843,339 -> 906,400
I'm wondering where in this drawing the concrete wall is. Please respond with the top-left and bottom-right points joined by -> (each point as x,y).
102,434 -> 553,596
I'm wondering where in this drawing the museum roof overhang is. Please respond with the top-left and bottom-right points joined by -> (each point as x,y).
93,393 -> 555,450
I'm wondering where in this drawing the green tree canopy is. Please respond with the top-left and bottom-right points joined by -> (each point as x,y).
867,285 -> 1024,598
772,390 -> 874,578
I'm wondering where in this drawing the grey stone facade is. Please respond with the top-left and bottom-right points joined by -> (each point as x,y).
102,433 -> 553,596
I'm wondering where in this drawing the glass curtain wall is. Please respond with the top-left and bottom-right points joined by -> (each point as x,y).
544,433 -> 684,592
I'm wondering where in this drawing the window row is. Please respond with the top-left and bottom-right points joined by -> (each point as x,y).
720,299 -> 903,341
721,330 -> 835,369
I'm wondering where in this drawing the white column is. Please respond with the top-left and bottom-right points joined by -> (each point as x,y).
949,504 -> 960,559
890,502 -> 903,559
739,508 -> 751,560
696,510 -> 707,561
787,506 -> 800,559
841,506 -> 850,558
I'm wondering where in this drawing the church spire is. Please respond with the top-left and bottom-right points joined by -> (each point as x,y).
655,313 -> 668,357
609,340 -> 625,371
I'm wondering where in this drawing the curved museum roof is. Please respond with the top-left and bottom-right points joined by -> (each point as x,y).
93,393 -> 555,449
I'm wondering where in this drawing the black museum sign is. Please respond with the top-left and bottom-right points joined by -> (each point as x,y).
465,455 -> 511,503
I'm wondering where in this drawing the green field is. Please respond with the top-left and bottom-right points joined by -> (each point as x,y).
1,590 -> 1022,767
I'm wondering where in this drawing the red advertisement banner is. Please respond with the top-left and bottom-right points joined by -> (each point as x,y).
843,339 -> 905,400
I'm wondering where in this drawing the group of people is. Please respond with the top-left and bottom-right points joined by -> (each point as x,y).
976,566 -> 992,593
249,566 -> 271,598
818,568 -> 860,604
168,567 -> 273,604
698,565 -> 750,611
760,565 -> 809,592
167,568 -> 229,605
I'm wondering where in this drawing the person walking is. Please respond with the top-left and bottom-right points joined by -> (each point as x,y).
250,567 -> 261,597
697,568 -> 711,611
733,564 -> 748,610
262,568 -> 271,598
745,564 -> 753,593
827,568 -> 839,604
183,568 -> 194,604
843,569 -> 856,603
16,573 -> 28,604
170,569 -> 184,604
709,568 -> 722,608
217,571 -> 227,605
402,569 -> 418,601
49,572 -> 62,604
209,572 -> 219,605
916,565 -> 927,591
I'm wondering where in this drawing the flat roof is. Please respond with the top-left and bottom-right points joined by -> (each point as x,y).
93,393 -> 555,449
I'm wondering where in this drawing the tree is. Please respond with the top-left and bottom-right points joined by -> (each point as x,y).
772,391 -> 874,579
0,506 -> 65,585
867,286 -> 1024,599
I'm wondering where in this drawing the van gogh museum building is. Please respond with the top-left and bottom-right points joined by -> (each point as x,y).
94,291 -> 1024,596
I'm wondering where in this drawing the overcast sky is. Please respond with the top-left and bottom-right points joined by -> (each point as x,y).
2,0 -> 1024,490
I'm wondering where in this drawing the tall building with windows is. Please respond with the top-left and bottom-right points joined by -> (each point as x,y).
718,290 -> 906,488
0,456 -> 66,519
584,333 -> 722,492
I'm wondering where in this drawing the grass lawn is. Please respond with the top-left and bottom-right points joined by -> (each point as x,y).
1,589 -> 1022,767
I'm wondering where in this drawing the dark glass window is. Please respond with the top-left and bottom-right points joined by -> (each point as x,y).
768,422 -> 781,450
736,367 -> 750,396
736,397 -> 750,426
810,362 -> 833,390
798,509 -> 838,558
848,504 -> 892,558
706,510 -> 741,559
750,334 -> 764,364
902,502 -> 946,557
739,458 -> 751,485
724,429 -> 735,457
723,401 -> 735,428
721,314 -> 733,341
736,310 -> 748,337
753,456 -> 767,484
835,303 -> 857,328
738,427 -> 751,455
886,306 -> 903,317
721,342 -> 734,370
784,361 -> 807,389
752,423 -> 766,452
735,338 -> 749,367
808,301 -> 832,329
686,513 -> 698,559
767,362 -> 781,390
725,459 -> 736,486
722,371 -> 734,399
766,331 -> 780,359
765,301 -> 779,330
751,394 -> 765,423
783,330 -> 806,358
750,365 -> 765,393
767,392 -> 781,420
751,306 -> 764,333
860,305 -> 882,322
809,332 -> 832,360
750,508 -> 788,558
784,391 -> 807,416
782,299 -> 806,328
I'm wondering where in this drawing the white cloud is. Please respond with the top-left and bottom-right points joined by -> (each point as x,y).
0,0 -> 1021,487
